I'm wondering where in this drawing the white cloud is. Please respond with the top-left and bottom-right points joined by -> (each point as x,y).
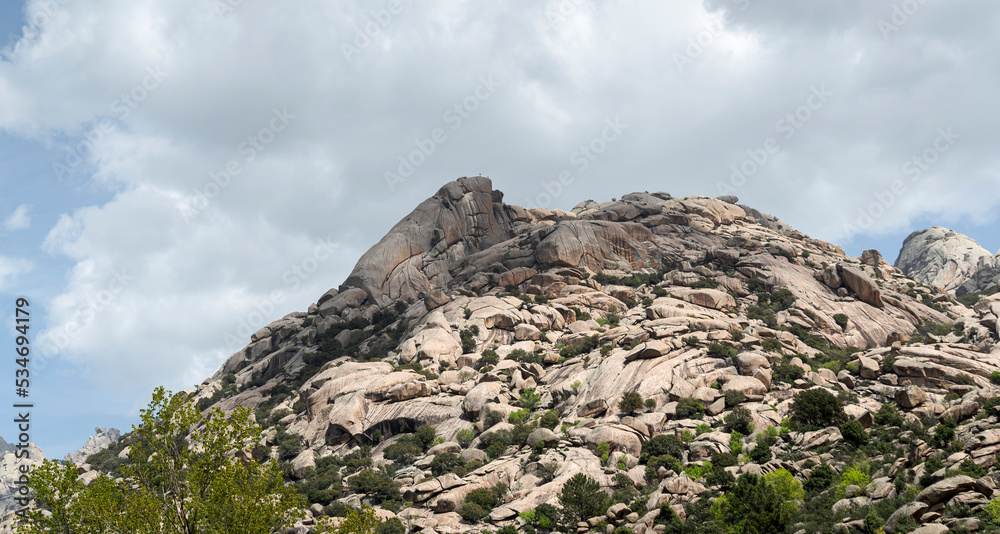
0,256 -> 32,292
0,0 -> 997,394
2,203 -> 31,232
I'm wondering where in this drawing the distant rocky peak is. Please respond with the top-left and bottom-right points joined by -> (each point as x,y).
895,226 -> 999,294
63,427 -> 121,466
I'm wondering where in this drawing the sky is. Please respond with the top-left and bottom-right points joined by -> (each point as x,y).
0,0 -> 999,458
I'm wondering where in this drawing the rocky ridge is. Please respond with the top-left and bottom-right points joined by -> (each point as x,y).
896,226 -> 1000,296
11,177 -> 1000,533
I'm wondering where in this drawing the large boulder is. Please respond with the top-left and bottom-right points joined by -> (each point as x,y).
895,226 -> 997,293
895,385 -> 927,409
914,476 -> 993,508
837,264 -> 884,308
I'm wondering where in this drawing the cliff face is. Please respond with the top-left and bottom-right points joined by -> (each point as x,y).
895,226 -> 1000,295
15,177 -> 1000,533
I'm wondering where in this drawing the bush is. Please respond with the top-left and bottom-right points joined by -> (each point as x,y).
749,441 -> 772,464
841,419 -> 869,447
456,428 -> 474,448
804,463 -> 835,494
641,434 -> 684,463
711,474 -> 788,534
675,397 -> 704,420
790,388 -> 846,428
508,409 -> 529,425
619,392 -> 644,414
534,294 -> 549,304
540,410 -> 559,430
835,463 -> 870,499
478,349 -> 499,369
764,468 -> 803,515
991,371 -> 1000,385
724,407 -> 754,435
429,453 -> 464,476
459,329 -> 477,354
833,313 -> 849,329
773,363 -> 804,384
724,390 -> 745,408
458,502 -> 487,523
382,439 -> 421,466
873,403 -> 904,427
519,388 -> 541,412
415,425 -> 437,450
761,338 -> 783,353
707,342 -> 737,359
559,473 -> 610,526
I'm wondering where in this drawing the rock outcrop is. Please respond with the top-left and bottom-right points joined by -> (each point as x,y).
14,178 -> 1000,534
896,226 -> 1000,295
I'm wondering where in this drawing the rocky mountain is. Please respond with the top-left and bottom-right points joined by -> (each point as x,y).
11,177 -> 1000,533
896,226 -> 1000,297
62,427 -> 121,466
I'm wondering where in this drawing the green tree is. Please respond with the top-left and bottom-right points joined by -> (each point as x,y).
789,388 -> 846,428
317,503 -> 383,533
21,386 -> 304,534
520,388 -> 542,412
711,474 -> 788,534
559,473 -> 610,526
618,391 -> 644,415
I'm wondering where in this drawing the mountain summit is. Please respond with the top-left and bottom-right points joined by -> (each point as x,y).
896,226 -> 1000,297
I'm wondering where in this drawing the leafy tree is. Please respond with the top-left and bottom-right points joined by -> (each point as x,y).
749,441 -> 772,464
430,453 -> 464,476
804,463 -> 835,494
711,474 -> 787,534
763,468 -> 803,515
873,403 -> 903,427
559,473 -> 609,526
789,388 -> 846,428
456,427 -> 475,448
675,397 -> 704,420
841,419 -> 869,447
540,410 -> 560,430
724,407 -> 754,435
833,313 -> 849,329
316,504 -> 383,533
21,386 -> 304,534
641,434 -> 684,463
520,388 -> 542,412
619,391 -> 644,415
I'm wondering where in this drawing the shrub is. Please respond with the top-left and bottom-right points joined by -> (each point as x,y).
841,419 -> 869,447
675,397 -> 704,420
931,420 -> 956,449
958,457 -> 985,478
458,502 -> 487,523
711,474 -> 787,534
456,428 -> 474,448
459,329 -> 477,354
430,453 -> 464,476
415,425 -> 437,450
540,410 -> 559,430
619,392 -> 644,415
804,463 -> 835,494
641,434 -> 684,463
559,473 -> 610,526
724,407 -> 754,435
764,468 -> 803,514
724,390 -> 745,408
478,349 -> 499,369
692,277 -> 718,289
761,338 -> 783,353
873,403 -> 904,427
534,294 -> 549,304
921,455 -> 944,487
790,388 -> 846,428
508,409 -> 529,425
707,342 -> 737,359
519,388 -> 541,412
991,371 -> 1000,385
383,439 -> 421,466
833,313 -> 849,329
682,336 -> 700,346
836,463 -> 870,499
773,362 -> 804,383
749,441 -> 772,464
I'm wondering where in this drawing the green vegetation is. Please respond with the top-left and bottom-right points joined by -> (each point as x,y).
22,387 -> 304,533
789,388 -> 846,429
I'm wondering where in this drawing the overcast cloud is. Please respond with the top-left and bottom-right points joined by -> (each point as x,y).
1,0 -> 999,455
